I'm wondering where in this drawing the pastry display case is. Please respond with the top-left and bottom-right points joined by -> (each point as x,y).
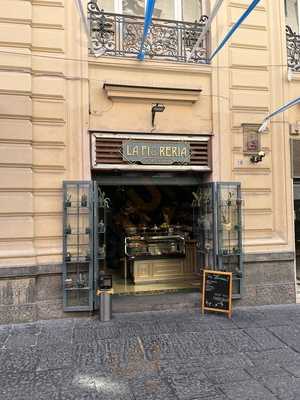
125,234 -> 186,259
124,232 -> 198,284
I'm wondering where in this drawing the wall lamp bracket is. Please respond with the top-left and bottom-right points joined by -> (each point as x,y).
152,103 -> 165,127
250,151 -> 265,163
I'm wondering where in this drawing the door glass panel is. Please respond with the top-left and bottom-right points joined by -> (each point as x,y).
122,0 -> 174,19
100,0 -> 115,12
192,183 -> 215,273
155,0 -> 174,19
62,181 -> 94,311
123,0 -> 145,16
216,183 -> 243,298
93,184 -> 110,309
285,0 -> 299,33
182,0 -> 202,22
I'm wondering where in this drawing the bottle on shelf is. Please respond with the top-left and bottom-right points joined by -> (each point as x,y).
65,193 -> 72,207
81,194 -> 88,207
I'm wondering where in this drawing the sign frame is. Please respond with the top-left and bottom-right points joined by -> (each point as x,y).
201,269 -> 233,318
242,123 -> 261,155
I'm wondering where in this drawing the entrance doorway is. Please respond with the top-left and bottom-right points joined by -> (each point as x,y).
61,177 -> 243,311
93,174 -> 243,298
101,184 -> 200,293
94,172 -> 205,295
294,181 -> 300,301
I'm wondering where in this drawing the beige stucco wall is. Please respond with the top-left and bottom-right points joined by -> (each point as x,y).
0,0 -> 295,269
212,0 -> 294,256
0,0 -> 89,267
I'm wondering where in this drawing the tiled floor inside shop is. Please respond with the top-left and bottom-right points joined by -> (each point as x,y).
109,270 -> 202,295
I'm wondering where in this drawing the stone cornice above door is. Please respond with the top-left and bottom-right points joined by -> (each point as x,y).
103,83 -> 202,103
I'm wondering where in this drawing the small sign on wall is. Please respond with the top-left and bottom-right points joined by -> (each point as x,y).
242,124 -> 261,154
122,140 -> 191,165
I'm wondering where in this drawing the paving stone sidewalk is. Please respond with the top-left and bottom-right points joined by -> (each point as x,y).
1,304 -> 300,399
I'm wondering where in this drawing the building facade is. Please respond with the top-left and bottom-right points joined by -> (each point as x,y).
0,0 -> 298,323
287,0 -> 300,303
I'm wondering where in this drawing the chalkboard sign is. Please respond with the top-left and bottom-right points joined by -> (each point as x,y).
202,270 -> 232,318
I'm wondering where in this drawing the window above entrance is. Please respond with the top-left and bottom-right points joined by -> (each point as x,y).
95,0 -> 203,22
88,0 -> 209,63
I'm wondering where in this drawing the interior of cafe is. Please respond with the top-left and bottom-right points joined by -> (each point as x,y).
100,183 -> 203,294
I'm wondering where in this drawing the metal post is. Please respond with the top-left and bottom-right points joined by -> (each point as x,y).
98,289 -> 113,322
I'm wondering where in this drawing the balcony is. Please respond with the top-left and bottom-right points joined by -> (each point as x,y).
286,25 -> 300,71
87,1 -> 209,64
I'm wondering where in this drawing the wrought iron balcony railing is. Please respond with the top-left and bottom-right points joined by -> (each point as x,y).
286,25 -> 300,71
88,1 -> 209,64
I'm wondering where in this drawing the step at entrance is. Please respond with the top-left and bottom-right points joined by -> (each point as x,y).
112,292 -> 200,313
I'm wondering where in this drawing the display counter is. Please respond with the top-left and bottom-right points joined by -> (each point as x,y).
125,234 -> 197,284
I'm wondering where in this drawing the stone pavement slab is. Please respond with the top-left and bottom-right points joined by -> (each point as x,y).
218,379 -> 277,400
1,304 -> 300,399
261,375 -> 300,400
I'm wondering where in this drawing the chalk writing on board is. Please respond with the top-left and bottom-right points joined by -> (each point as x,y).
202,270 -> 232,317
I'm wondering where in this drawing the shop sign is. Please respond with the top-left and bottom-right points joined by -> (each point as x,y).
122,140 -> 190,165
202,270 -> 233,318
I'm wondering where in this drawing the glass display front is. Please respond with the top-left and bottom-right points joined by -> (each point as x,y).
63,179 -> 243,310
192,184 -> 215,271
100,0 -> 114,12
62,182 -> 93,311
216,183 -> 243,297
125,235 -> 185,257
122,0 -> 174,19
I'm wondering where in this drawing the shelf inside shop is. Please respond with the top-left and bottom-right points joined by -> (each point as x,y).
65,232 -> 90,236
219,252 -> 241,256
65,243 -> 90,247
65,208 -> 89,213
65,258 -> 91,263
65,199 -> 89,202
126,252 -> 185,260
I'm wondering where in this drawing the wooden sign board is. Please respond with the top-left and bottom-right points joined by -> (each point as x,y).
202,270 -> 233,318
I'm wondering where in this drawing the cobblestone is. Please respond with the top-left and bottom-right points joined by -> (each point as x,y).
1,304 -> 300,399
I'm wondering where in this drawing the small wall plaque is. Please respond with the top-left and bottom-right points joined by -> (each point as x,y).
242,124 -> 261,154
